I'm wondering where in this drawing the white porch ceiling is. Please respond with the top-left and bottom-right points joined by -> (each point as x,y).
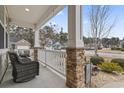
6,5 -> 65,29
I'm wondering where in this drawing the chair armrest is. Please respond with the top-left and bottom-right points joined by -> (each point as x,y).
18,58 -> 39,65
18,57 -> 32,65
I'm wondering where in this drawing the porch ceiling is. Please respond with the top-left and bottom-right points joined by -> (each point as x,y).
6,5 -> 64,29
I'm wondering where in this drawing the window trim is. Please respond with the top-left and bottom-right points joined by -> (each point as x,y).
0,22 -> 5,49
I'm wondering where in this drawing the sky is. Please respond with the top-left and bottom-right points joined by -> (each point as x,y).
44,5 -> 124,40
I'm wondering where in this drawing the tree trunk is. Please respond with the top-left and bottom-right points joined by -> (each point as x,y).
94,38 -> 98,56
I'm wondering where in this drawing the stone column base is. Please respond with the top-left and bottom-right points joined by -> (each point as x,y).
66,48 -> 86,88
34,48 -> 38,61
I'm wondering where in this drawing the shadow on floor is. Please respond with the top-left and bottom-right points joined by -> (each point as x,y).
0,65 -> 66,88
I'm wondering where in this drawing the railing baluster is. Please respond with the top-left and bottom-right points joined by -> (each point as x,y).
37,49 -> 67,76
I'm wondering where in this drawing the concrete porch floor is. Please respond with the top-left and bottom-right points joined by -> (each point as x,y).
0,64 -> 66,88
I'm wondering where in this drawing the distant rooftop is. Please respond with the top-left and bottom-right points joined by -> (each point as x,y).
16,39 -> 31,46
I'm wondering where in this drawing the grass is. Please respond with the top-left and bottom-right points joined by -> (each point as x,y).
98,48 -> 124,54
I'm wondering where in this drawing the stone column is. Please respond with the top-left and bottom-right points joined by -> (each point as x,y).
66,5 -> 86,88
34,29 -> 40,61
34,48 -> 38,61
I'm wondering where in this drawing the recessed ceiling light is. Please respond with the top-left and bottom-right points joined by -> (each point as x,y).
25,8 -> 30,12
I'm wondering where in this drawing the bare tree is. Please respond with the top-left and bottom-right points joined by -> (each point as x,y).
39,23 -> 59,49
89,5 -> 115,55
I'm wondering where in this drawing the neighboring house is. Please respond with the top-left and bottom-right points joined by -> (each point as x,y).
9,38 -> 31,50
52,42 -> 62,50
16,39 -> 31,49
84,43 -> 103,50
9,36 -> 18,49
44,38 -> 67,50
45,38 -> 53,50
84,43 -> 94,50
52,42 -> 67,50
15,39 -> 31,57
120,40 -> 124,48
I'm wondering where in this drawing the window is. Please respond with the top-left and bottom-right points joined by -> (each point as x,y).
0,5 -> 4,24
6,32 -> 8,48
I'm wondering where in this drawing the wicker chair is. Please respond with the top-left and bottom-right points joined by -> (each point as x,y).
8,52 -> 39,83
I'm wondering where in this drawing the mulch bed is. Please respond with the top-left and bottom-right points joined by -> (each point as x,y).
91,71 -> 124,87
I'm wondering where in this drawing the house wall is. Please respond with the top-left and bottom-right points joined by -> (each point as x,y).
0,5 -> 8,49
17,45 -> 30,49
0,24 -> 4,49
0,5 -> 9,82
0,5 -> 4,25
0,49 -> 8,82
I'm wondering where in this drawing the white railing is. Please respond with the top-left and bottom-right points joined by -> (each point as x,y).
38,49 -> 124,78
38,49 -> 67,76
0,49 -> 9,82
0,49 -> 8,55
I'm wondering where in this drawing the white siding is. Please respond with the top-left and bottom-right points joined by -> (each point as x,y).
17,45 -> 30,49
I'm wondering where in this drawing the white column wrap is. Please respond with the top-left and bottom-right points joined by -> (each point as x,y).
34,30 -> 40,48
68,5 -> 84,48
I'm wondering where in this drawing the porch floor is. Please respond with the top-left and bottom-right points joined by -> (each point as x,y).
0,64 -> 66,88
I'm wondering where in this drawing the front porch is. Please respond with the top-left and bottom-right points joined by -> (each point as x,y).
0,5 -> 86,88
0,49 -> 67,88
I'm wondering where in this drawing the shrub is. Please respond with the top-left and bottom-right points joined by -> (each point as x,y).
111,47 -> 121,50
90,56 -> 104,65
121,48 -> 124,51
111,58 -> 124,69
98,62 -> 123,73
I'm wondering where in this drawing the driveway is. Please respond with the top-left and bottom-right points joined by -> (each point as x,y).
102,82 -> 124,88
85,50 -> 124,59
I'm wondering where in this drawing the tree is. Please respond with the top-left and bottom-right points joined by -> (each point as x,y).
102,38 -> 111,48
59,28 -> 68,45
39,23 -> 55,48
110,37 -> 120,48
83,36 -> 94,49
89,5 -> 115,55
83,36 -> 89,45
39,23 -> 68,49
9,25 -> 34,48
121,42 -> 124,48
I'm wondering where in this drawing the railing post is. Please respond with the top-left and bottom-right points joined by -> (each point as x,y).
38,49 -> 67,76
44,49 -> 47,67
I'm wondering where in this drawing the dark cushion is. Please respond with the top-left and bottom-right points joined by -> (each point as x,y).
18,57 -> 32,64
8,51 -> 39,83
